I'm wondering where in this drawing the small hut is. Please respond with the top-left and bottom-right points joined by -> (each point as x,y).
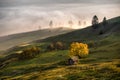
68,56 -> 79,65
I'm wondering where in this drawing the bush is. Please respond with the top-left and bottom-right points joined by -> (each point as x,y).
47,41 -> 66,51
88,41 -> 96,48
47,43 -> 55,51
99,30 -> 104,35
55,41 -> 65,50
69,42 -> 89,58
18,47 -> 40,60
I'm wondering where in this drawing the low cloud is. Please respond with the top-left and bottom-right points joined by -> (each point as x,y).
0,3 -> 120,36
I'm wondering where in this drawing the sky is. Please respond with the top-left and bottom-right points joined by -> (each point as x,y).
0,0 -> 120,36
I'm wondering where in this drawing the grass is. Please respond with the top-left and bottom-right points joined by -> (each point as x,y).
0,16 -> 120,80
0,36 -> 120,80
0,27 -> 73,51
0,37 -> 120,80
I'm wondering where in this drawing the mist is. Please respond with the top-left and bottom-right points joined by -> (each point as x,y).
0,0 -> 120,36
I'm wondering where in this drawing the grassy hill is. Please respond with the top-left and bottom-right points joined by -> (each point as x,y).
0,27 -> 73,51
0,16 -> 120,80
37,16 -> 120,43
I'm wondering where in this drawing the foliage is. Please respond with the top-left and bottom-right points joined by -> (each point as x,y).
47,43 -> 55,51
88,41 -> 96,48
69,42 -> 89,58
99,30 -> 104,35
47,41 -> 66,51
18,47 -> 40,60
92,15 -> 99,29
55,41 -> 65,50
102,17 -> 107,26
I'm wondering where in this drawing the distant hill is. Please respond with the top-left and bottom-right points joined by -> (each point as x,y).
0,27 -> 73,51
37,16 -> 120,43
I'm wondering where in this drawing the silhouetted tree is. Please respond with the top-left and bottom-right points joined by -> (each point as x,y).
92,15 -> 99,29
102,17 -> 107,26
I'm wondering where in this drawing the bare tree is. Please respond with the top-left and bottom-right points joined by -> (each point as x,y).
78,21 -> 81,26
49,20 -> 53,32
83,21 -> 86,26
49,20 -> 53,27
68,20 -> 73,27
39,25 -> 41,30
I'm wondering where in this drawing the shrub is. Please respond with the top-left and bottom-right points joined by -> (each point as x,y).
99,30 -> 104,35
47,41 -> 66,51
69,42 -> 89,58
55,41 -> 65,50
88,41 -> 96,48
18,47 -> 40,60
47,43 -> 55,51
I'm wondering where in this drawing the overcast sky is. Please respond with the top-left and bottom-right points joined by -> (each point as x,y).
0,0 -> 120,7
0,0 -> 120,36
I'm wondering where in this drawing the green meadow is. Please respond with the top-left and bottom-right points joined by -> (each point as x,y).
0,16 -> 120,80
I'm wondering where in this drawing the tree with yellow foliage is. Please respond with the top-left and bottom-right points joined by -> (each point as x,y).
69,42 -> 89,58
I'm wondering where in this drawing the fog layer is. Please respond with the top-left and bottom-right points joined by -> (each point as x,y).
0,0 -> 120,36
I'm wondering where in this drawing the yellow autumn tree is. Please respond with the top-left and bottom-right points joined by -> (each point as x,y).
69,42 -> 89,58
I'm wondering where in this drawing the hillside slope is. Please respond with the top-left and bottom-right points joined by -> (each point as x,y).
0,16 -> 120,80
0,27 -> 73,51
37,16 -> 120,43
